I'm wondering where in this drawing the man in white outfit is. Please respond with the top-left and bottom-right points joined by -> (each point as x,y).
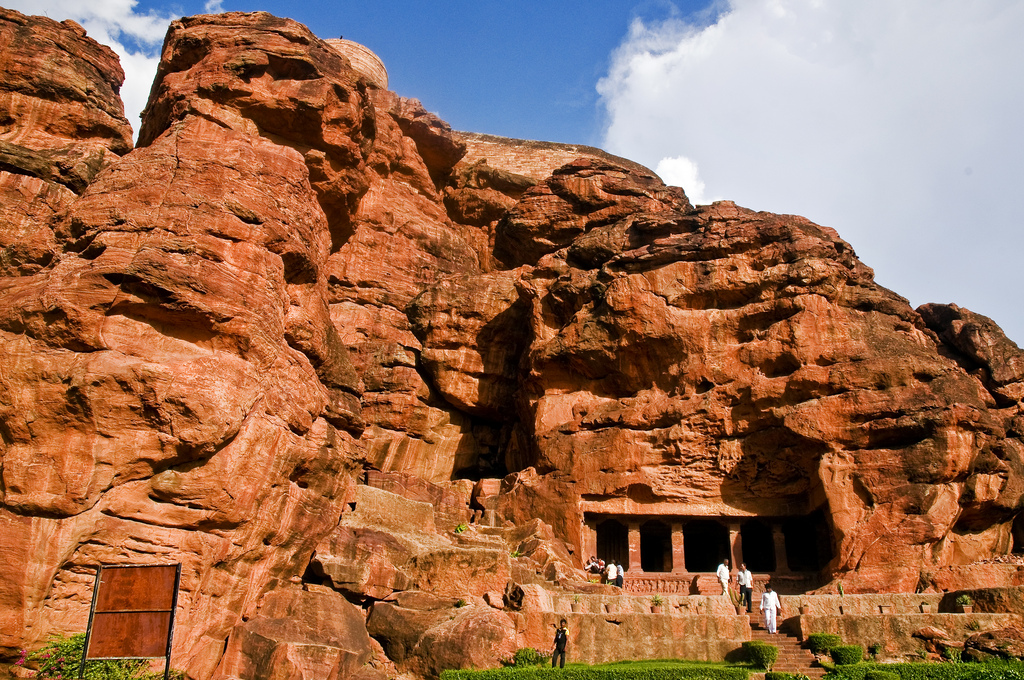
716,558 -> 731,597
760,583 -> 782,633
606,559 -> 617,585
737,562 -> 753,613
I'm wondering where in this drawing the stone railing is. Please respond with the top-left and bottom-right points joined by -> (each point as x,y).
623,573 -> 700,595
623,571 -> 825,595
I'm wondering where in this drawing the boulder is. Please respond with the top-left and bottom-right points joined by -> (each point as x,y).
213,589 -> 373,680
964,626 -> 1024,662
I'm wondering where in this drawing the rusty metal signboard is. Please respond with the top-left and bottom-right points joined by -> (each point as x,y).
79,564 -> 181,680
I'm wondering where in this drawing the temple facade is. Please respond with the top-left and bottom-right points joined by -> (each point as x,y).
580,504 -> 834,595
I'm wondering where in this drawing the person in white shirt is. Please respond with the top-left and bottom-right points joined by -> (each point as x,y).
606,559 -> 617,585
737,563 -> 753,613
760,583 -> 782,633
716,558 -> 731,597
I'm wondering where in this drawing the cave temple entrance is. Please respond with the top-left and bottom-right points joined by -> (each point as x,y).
582,511 -> 834,595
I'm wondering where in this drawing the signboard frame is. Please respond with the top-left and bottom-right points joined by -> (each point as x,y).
78,563 -> 181,680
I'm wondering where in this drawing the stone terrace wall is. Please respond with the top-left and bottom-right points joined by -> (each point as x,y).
797,613 -> 1022,658
455,131 -> 659,182
519,610 -> 749,664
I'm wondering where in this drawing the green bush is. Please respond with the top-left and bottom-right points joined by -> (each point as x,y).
20,633 -> 168,680
743,641 -> 778,670
512,648 -> 547,667
441,665 -> 752,680
831,645 -> 864,665
864,672 -> 900,680
807,633 -> 843,654
766,673 -> 810,680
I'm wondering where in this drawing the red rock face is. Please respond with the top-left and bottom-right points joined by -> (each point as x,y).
0,8 -> 133,277
2,8 -> 1024,680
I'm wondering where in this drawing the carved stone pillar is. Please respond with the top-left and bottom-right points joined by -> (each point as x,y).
628,522 -> 641,572
582,520 -> 597,564
729,522 -> 743,570
671,522 -> 686,573
773,524 -> 790,573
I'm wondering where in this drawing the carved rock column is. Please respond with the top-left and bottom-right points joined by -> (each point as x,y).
671,522 -> 686,573
582,519 -> 597,563
628,522 -> 641,572
773,524 -> 790,573
729,522 -> 743,570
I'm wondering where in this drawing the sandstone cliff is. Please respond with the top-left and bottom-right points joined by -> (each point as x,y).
2,9 -> 1023,680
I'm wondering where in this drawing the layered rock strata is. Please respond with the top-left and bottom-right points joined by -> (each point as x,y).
2,8 -> 1024,680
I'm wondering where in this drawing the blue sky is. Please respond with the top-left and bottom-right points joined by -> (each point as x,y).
6,0 -> 1024,346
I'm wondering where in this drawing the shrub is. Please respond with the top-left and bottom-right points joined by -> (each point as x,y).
943,647 -> 962,663
651,594 -> 665,606
868,643 -> 882,657
807,633 -> 843,654
511,648 -> 546,667
23,633 -> 160,680
956,594 -> 972,606
830,645 -> 864,665
766,673 -> 810,680
743,640 -> 779,670
864,672 -> 899,680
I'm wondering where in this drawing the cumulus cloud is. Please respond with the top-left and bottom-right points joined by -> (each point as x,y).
5,0 -> 178,138
599,0 -> 1024,344
655,156 -> 717,205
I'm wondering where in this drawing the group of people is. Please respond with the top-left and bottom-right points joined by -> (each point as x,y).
716,558 -> 783,634
583,555 -> 624,587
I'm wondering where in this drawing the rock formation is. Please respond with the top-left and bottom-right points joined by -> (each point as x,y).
2,8 -> 1024,680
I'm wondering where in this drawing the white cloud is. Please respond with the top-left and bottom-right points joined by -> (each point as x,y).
4,0 -> 178,139
655,155 -> 718,205
600,0 -> 1024,345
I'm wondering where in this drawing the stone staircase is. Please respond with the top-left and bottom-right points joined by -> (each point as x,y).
748,612 -> 825,679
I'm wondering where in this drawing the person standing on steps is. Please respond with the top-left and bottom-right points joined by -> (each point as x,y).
737,562 -> 753,613
552,619 -> 569,668
615,561 -> 625,588
760,583 -> 782,634
716,558 -> 731,597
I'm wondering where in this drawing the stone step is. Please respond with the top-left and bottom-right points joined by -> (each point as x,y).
744,628 -> 824,677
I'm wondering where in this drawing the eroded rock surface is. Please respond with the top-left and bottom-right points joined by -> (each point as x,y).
3,7 -> 1024,680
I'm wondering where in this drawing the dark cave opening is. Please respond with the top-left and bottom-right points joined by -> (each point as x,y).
683,519 -> 730,572
741,519 -> 776,572
596,518 -> 629,571
640,519 -> 673,572
782,509 -> 834,571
